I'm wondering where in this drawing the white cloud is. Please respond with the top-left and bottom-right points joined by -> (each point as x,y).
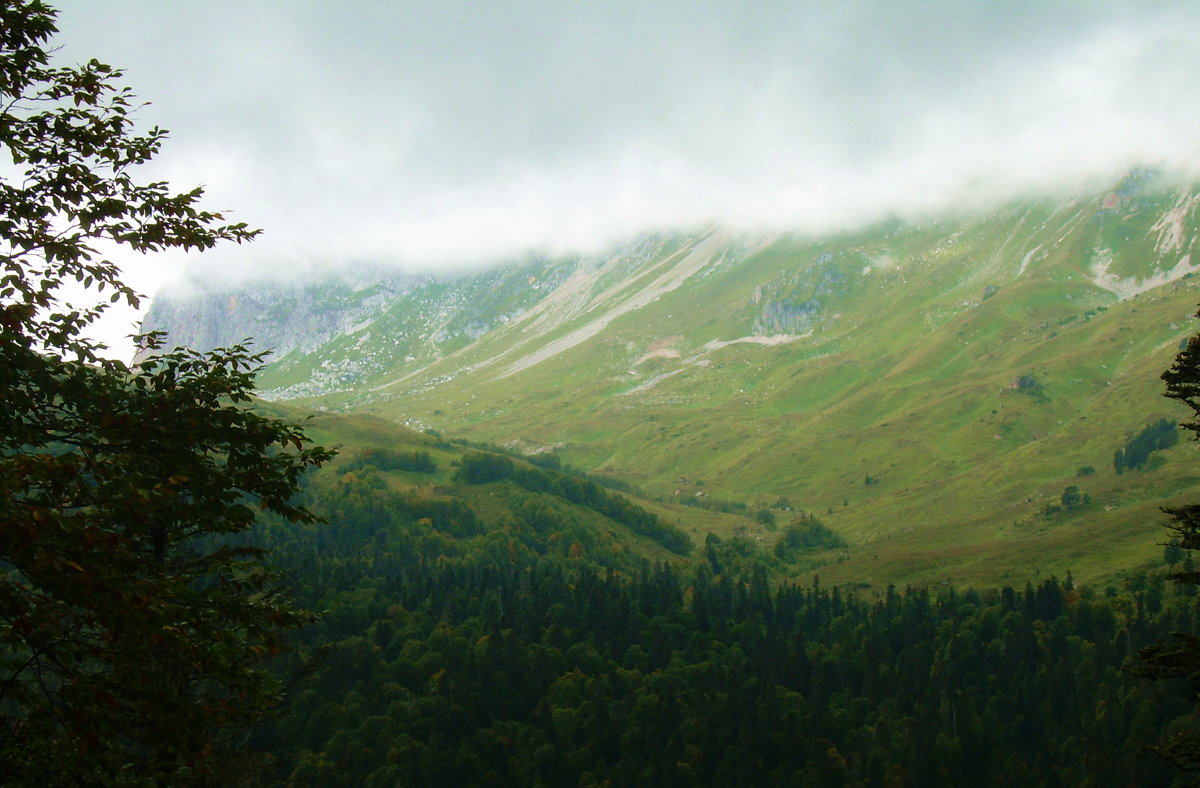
39,0 -> 1200,355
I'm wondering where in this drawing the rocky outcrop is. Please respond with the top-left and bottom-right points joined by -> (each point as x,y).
137,273 -> 425,361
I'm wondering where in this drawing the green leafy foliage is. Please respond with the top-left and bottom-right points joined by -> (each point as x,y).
772,517 -> 847,560
1060,485 -> 1089,510
343,447 -> 437,474
454,451 -> 516,484
1113,418 -> 1178,474
1,343 -> 332,784
455,451 -> 693,555
0,3 -> 330,783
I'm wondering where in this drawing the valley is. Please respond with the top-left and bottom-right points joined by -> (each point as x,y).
16,2 -> 1200,782
145,171 -> 1200,588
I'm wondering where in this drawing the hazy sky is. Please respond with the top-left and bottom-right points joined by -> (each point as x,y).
43,0 -> 1200,352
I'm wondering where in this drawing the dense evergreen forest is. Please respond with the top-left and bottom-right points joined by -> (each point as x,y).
232,457 -> 1197,786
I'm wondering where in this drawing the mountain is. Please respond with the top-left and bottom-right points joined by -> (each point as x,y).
143,170 -> 1200,588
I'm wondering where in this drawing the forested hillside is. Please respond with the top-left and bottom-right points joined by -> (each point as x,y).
188,406 -> 1195,786
234,419 -> 1193,785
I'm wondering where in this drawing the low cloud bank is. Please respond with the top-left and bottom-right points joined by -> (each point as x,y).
46,0 -> 1200,354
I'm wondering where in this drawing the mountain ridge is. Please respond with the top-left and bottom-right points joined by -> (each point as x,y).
143,171 -> 1200,586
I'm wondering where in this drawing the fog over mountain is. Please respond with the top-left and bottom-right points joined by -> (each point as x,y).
46,0 -> 1200,352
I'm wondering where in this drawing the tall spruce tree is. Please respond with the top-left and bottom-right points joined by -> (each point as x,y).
1140,323 -> 1200,771
0,2 -> 330,784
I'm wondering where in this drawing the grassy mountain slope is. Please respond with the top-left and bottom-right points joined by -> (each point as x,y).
154,172 -> 1200,587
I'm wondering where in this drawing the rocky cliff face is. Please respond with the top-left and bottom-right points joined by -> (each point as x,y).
138,252 -> 588,397
138,271 -> 431,361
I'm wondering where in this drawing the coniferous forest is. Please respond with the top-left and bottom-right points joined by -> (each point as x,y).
232,461 -> 1196,786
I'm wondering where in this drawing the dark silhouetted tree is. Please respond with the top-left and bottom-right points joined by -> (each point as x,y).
0,3 -> 331,784
1140,322 -> 1200,771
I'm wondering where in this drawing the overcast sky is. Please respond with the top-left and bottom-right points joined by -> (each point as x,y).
44,0 -> 1200,353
